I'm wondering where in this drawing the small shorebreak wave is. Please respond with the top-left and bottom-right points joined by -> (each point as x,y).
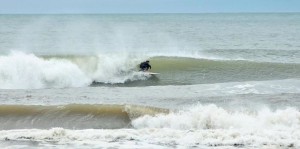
0,104 -> 169,130
2,103 -> 299,131
0,104 -> 300,149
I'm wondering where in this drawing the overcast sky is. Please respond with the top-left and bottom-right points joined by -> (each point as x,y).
0,0 -> 299,14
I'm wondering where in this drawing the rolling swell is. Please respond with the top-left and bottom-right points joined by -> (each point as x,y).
0,104 -> 169,130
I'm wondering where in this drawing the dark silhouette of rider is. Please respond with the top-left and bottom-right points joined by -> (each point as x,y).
139,60 -> 151,71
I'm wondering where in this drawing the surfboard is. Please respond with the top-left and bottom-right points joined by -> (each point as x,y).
148,72 -> 160,75
143,72 -> 160,75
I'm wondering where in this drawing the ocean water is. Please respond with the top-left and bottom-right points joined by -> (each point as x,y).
0,13 -> 300,148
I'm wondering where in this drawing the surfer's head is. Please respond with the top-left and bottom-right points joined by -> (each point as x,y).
146,60 -> 150,63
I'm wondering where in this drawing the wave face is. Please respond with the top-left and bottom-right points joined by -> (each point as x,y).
148,56 -> 300,85
0,51 -> 300,89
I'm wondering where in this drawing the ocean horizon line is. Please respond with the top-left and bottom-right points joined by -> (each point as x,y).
0,12 -> 300,15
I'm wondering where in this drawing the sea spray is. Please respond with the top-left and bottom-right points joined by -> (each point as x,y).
0,51 -> 91,89
91,53 -> 150,84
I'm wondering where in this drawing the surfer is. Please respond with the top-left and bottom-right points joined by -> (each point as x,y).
139,60 -> 151,71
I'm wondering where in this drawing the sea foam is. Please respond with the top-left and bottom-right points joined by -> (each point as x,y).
132,104 -> 300,130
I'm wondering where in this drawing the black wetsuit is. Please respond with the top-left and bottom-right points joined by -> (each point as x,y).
139,61 -> 151,71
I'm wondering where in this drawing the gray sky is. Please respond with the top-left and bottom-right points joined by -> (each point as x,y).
0,0 -> 299,14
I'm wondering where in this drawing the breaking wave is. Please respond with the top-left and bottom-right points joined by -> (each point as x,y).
1,51 -> 300,89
